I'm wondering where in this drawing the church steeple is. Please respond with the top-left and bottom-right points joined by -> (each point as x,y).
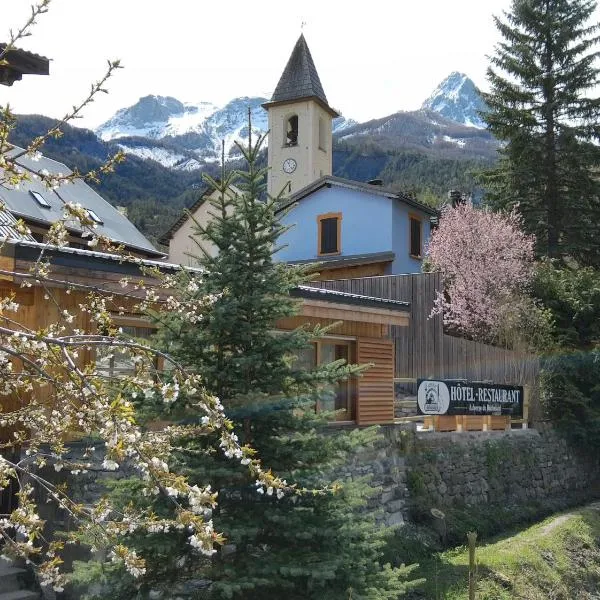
263,35 -> 338,198
266,34 -> 338,116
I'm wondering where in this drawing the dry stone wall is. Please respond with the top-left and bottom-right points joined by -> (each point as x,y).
341,424 -> 600,531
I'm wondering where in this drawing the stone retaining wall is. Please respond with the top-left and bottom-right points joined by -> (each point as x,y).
340,423 -> 600,531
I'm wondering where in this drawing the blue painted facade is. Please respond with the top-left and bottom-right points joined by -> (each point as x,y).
277,183 -> 433,274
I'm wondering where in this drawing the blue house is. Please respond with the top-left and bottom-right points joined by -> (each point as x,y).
163,34 -> 437,278
262,35 -> 437,279
276,175 -> 436,278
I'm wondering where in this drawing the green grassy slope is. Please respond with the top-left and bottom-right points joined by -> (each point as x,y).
410,503 -> 600,599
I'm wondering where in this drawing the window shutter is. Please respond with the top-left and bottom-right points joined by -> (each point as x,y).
410,217 -> 422,257
320,218 -> 338,254
356,338 -> 395,425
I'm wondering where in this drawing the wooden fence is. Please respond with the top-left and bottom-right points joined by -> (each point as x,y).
311,273 -> 540,389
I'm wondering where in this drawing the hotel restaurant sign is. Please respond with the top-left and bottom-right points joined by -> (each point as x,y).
417,379 -> 523,417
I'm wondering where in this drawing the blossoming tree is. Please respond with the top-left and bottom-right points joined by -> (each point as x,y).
0,2 -> 288,592
426,201 -> 546,349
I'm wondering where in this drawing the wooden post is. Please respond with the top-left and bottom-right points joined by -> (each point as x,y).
523,385 -> 530,429
467,531 -> 477,600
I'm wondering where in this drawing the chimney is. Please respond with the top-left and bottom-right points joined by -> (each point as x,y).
448,189 -> 465,208
367,179 -> 383,186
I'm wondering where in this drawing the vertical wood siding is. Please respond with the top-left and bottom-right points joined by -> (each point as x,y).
311,273 -> 539,388
356,337 -> 395,425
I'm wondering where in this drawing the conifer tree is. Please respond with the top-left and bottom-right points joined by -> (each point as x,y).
480,0 -> 600,265
135,131 -> 420,599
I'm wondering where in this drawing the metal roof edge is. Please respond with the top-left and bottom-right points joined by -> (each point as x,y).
5,239 -> 179,270
293,284 -> 410,311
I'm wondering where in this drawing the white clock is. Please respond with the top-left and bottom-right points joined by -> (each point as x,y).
283,158 -> 297,174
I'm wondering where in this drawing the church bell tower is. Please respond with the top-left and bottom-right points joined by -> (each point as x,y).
263,35 -> 339,198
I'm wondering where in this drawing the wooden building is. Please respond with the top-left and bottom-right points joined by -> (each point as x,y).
0,239 -> 409,427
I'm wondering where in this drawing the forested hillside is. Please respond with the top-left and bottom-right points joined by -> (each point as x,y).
10,114 -> 495,246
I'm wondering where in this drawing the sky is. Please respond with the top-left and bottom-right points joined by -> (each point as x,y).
2,0 -> 599,130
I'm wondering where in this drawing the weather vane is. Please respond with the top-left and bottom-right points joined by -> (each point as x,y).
301,20 -> 307,31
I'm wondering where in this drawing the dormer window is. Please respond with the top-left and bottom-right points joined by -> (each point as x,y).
317,212 -> 342,255
86,209 -> 103,225
30,190 -> 51,209
286,115 -> 298,146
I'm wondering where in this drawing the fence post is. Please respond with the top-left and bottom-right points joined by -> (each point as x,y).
467,531 -> 477,600
523,385 -> 530,429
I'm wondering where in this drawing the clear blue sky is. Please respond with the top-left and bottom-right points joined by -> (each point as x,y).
2,0 -> 599,128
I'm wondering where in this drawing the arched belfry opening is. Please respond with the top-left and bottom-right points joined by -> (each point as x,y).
286,115 -> 299,146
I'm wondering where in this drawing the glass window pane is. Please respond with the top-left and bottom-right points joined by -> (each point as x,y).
318,342 -> 353,419
295,344 -> 316,370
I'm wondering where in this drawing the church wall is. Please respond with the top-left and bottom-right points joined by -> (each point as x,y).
277,186 -> 393,262
168,190 -> 232,266
267,100 -> 332,197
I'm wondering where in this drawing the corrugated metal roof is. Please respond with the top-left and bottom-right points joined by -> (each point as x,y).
0,209 -> 36,242
0,147 -> 162,257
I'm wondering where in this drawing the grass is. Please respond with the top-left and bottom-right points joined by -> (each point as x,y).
408,502 -> 600,600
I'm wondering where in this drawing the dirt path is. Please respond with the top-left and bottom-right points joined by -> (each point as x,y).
539,501 -> 600,536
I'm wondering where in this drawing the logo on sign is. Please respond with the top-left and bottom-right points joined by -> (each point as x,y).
417,380 -> 450,415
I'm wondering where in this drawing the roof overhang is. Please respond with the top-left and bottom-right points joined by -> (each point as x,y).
3,240 -> 176,276
292,285 -> 409,327
291,251 -> 395,271
276,175 -> 438,216
0,45 -> 49,86
299,297 -> 409,327
262,96 -> 340,119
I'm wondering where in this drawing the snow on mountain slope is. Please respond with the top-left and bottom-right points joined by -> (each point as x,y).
97,95 -> 356,168
116,144 -> 186,168
422,72 -> 488,129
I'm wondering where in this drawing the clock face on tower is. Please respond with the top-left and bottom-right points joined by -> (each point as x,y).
283,158 -> 297,174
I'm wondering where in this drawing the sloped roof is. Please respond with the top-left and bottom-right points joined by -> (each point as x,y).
0,209 -> 36,242
158,184 -> 242,245
263,35 -> 339,117
158,187 -> 211,245
0,147 -> 163,257
276,175 -> 439,216
0,44 -> 49,85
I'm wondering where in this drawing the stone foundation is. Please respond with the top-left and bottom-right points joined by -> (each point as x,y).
340,423 -> 600,532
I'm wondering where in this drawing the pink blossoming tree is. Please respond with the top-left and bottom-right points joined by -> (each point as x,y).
427,202 -> 539,346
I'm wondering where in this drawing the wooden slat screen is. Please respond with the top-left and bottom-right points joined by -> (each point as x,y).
310,274 -> 539,392
356,337 -> 395,425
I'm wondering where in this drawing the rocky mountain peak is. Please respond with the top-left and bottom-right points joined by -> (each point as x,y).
422,72 -> 488,129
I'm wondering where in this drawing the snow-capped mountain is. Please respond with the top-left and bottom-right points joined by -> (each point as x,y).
422,72 -> 488,129
335,108 -> 497,159
97,95 -> 355,169
97,95 -> 267,162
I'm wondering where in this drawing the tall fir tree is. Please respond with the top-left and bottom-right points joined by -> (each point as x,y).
80,129 -> 419,599
480,0 -> 600,265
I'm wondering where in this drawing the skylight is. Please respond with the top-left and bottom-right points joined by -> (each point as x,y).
86,209 -> 103,225
30,190 -> 51,209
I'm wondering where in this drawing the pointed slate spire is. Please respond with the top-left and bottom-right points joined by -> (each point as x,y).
264,35 -> 339,116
